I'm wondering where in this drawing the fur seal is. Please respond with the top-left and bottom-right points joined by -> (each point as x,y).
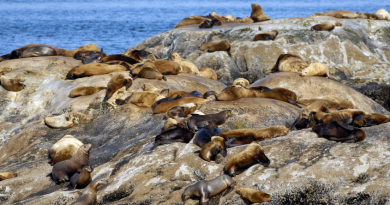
64,43 -> 99,57
250,3 -> 272,22
225,142 -> 270,176
267,54 -> 308,73
353,113 -> 390,127
52,144 -> 92,183
171,53 -> 199,74
200,136 -> 227,161
374,8 -> 390,20
236,188 -> 272,203
0,75 -> 25,92
194,124 -> 222,148
152,97 -> 208,114
182,174 -> 236,205
311,21 -> 342,31
216,85 -> 256,101
152,125 -> 195,150
103,74 -> 133,102
0,172 -> 18,181
70,86 -> 106,98
200,40 -> 231,53
310,10 -> 357,19
70,166 -> 92,189
70,179 -> 104,205
312,121 -> 366,143
254,30 -> 278,41
49,135 -> 84,165
166,103 -> 198,119
197,67 -> 217,80
66,63 -> 127,80
233,78 -> 250,87
187,110 -> 232,131
18,46 -> 57,58
300,62 -> 332,78
116,91 -> 161,107
45,112 -> 93,129
174,16 -> 211,28
219,126 -> 289,147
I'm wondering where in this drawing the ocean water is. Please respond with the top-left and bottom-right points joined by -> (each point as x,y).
0,0 -> 389,56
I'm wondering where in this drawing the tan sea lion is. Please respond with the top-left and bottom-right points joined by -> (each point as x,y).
250,86 -> 301,107
233,78 -> 250,87
52,144 -> 92,183
254,30 -> 278,41
353,113 -> 390,127
235,17 -> 244,23
250,3 -> 272,22
131,59 -> 156,76
197,67 -> 217,80
200,136 -> 227,161
310,10 -> 357,19
171,53 -> 199,74
49,135 -> 84,165
70,179 -> 104,205
200,40 -> 231,53
319,109 -> 367,125
312,121 -> 366,143
243,17 -> 254,23
0,75 -> 25,92
300,62 -> 332,78
152,97 -> 209,114
216,85 -> 256,101
64,43 -> 99,57
236,188 -> 272,203
70,86 -> 106,98
267,54 -> 308,73
152,124 -> 195,150
103,74 -> 133,102
123,50 -> 155,62
66,63 -> 127,80
252,86 -> 298,101
164,117 -> 190,131
45,112 -> 94,129
115,91 -> 161,107
0,172 -> 18,181
373,9 -> 390,20
166,103 -> 198,119
187,110 -> 232,131
311,21 -> 342,31
182,174 -> 236,205
356,13 -> 378,19
19,46 -> 57,58
137,66 -> 167,81
174,16 -> 211,28
142,83 -> 161,93
225,142 -> 270,176
155,60 -> 181,75
297,96 -> 354,108
70,166 -> 92,189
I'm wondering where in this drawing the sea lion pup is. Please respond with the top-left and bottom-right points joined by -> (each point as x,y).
199,20 -> 214,28
171,53 -> 199,74
300,62 -> 332,79
70,166 -> 92,189
123,50 -> 155,62
373,8 -> 390,20
103,74 -> 133,102
52,144 -> 92,183
70,86 -> 106,98
311,21 -> 342,31
102,54 -> 139,65
254,30 -> 278,41
318,109 -> 367,125
153,97 -> 209,114
174,16 -> 211,28
152,124 -> 195,150
312,121 -> 366,143
310,10 -> 357,19
200,136 -> 227,161
233,78 -> 250,87
187,110 -> 232,131
66,63 -> 127,80
115,91 -> 161,107
225,142 -> 270,176
0,75 -> 25,92
45,112 -> 94,129
353,113 -> 390,127
200,40 -> 231,53
154,60 -> 181,75
243,17 -> 254,23
166,103 -> 198,119
70,179 -> 104,205
267,54 -> 308,73
194,124 -> 222,148
49,135 -> 83,165
0,172 -> 18,181
216,85 -> 256,101
250,3 -> 272,22
18,45 -> 57,58
218,126 -> 289,147
236,188 -> 272,203
182,174 -> 236,204
356,13 -> 378,19
197,67 -> 218,80
64,43 -> 99,57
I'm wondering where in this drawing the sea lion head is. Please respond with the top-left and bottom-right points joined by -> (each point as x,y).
83,166 -> 93,173
12,173 -> 18,177
181,186 -> 193,201
335,21 -> 342,26
80,144 -> 92,153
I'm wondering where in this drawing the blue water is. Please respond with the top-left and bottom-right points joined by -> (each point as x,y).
0,0 -> 389,56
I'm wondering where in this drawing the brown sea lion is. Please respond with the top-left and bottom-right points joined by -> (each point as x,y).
197,67 -> 217,80
83,48 -> 104,64
70,86 -> 106,98
19,46 -> 57,58
64,43 -> 99,57
164,117 -> 190,131
243,17 -> 254,23
253,86 -> 297,101
194,124 -> 222,148
0,75 -> 25,92
74,50 -> 107,61
142,83 -> 161,93
171,53 -> 199,74
154,60 -> 181,75
199,20 -> 214,28
166,103 -> 198,119
52,144 -> 92,183
200,40 -> 231,53
203,91 -> 218,100
236,188 -> 272,203
123,50 -> 155,62
233,78 -> 250,87
70,179 -> 104,205
187,110 -> 232,131
235,17 -> 244,23
250,3 -> 272,22
103,74 -> 133,102
374,9 -> 390,20
219,126 -> 289,147
70,166 -> 92,189
1,44 -> 62,59
66,63 -> 127,80
131,59 -> 156,76
356,13 -> 378,19
45,112 -> 94,129
102,54 -> 139,65
200,136 -> 227,161
225,142 -> 270,176
297,96 -> 354,108
249,86 -> 301,107
254,30 -> 278,41
216,85 -> 256,101
353,113 -> 390,127
153,97 -> 209,114
310,10 -> 357,19
0,172 -> 18,181
152,125 -> 195,150
318,109 -> 367,125
115,91 -> 162,107
300,62 -> 332,79
137,66 -> 167,81
174,16 -> 211,28
267,54 -> 308,73
312,121 -> 366,143
182,174 -> 236,205
311,21 -> 342,31
49,135 -> 83,165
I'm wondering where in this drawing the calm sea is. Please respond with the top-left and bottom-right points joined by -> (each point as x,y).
0,0 -> 389,56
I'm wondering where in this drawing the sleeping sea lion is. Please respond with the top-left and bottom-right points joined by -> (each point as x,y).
70,179 -> 104,205
154,60 -> 181,75
45,112 -> 94,129
216,85 -> 256,101
1,44 -> 62,59
152,97 -> 209,114
164,117 -> 189,131
18,46 -> 57,58
152,125 -> 195,150
250,3 -> 272,22
353,113 -> 390,127
174,16 -> 211,28
131,59 -> 156,76
356,13 -> 378,19
311,21 -> 342,31
70,86 -> 106,98
300,62 -> 332,78
0,172 -> 18,181
187,110 -> 232,131
254,30 -> 278,41
252,86 -> 298,101
233,78 -> 250,87
103,74 -> 133,102
197,67 -> 217,80
166,103 -> 198,119
199,20 -> 214,28
74,50 -> 106,62
312,121 -> 366,143
136,66 -> 167,81
203,91 -> 218,100
318,109 -> 367,125
194,124 -> 222,148
115,91 -> 162,107
171,53 -> 199,74
236,188 -> 272,203
310,10 -> 357,19
64,43 -> 99,57
297,96 -> 354,108
243,17 -> 254,23
102,54 -> 139,65
123,50 -> 155,62
200,40 -> 231,53
66,63 -> 127,80
83,48 -> 104,64
70,166 -> 92,189
49,135 -> 83,165
200,136 -> 227,161
374,8 -> 390,20
0,75 -> 25,92
249,86 -> 301,107
267,54 -> 308,73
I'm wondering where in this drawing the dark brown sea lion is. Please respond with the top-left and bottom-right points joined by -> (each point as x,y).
152,125 -> 195,150
103,73 -> 133,102
319,109 -> 367,125
249,86 -> 301,107
311,21 -> 342,31
236,188 -> 272,203
182,174 -> 236,205
200,40 -> 231,53
152,97 -> 208,114
200,20 -> 214,28
0,75 -> 25,92
200,136 -> 227,161
70,179 -> 104,205
225,142 -> 270,176
66,63 -> 127,80
312,121 -> 366,143
70,166 -> 92,189
187,110 -> 232,131
166,103 -> 198,119
51,144 -> 92,183
267,54 -> 308,73
49,135 -> 83,165
0,172 -> 18,181
123,50 -> 155,62
254,30 -> 278,41
102,54 -> 139,65
194,124 -> 222,148
70,86 -> 106,98
197,67 -> 217,80
19,46 -> 57,58
353,113 -> 390,127
250,3 -> 272,22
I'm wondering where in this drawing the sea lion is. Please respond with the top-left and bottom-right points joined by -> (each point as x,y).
311,21 -> 342,31
52,144 -> 92,183
161,89 -> 203,98
171,53 -> 199,74
103,74 -> 133,102
1,44 -> 62,59
243,17 -> 254,23
353,113 -> 390,127
219,126 -> 289,147
70,86 -> 106,98
0,75 -> 25,92
199,20 -> 214,28
197,67 -> 218,80
70,166 -> 92,189
45,112 -> 94,129
300,62 -> 332,79
203,91 -> 218,100
374,8 -> 390,20
318,109 -> 367,125
310,10 -> 357,19
194,124 -> 222,148
200,40 -> 231,53
49,135 -> 84,165
123,50 -> 155,62
233,78 -> 250,87
137,66 -> 167,81
166,103 -> 198,119
225,142 -> 270,176
115,91 -> 161,107
182,174 -> 236,205
312,121 -> 366,143
102,54 -> 139,65
74,50 -> 106,62
83,48 -> 104,64
235,17 -> 243,23
154,60 -> 181,75
250,3 -> 272,22
187,110 -> 232,131
64,43 -> 99,57
251,86 -> 298,101
254,30 -> 278,41
152,125 -> 195,150
249,86 -> 302,107
297,96 -> 354,108
356,13 -> 378,19
267,54 -> 308,73
18,46 -> 57,58
152,97 -> 209,114
66,63 -> 127,80
70,179 -> 104,205
200,136 -> 227,161
0,172 -> 18,181
164,117 -> 190,131
236,188 -> 272,203
142,83 -> 161,93
131,59 -> 156,76
174,16 -> 211,28
216,85 -> 256,101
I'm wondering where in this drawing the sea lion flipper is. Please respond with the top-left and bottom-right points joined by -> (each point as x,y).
336,121 -> 354,131
223,183 -> 235,196
289,114 -> 302,130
